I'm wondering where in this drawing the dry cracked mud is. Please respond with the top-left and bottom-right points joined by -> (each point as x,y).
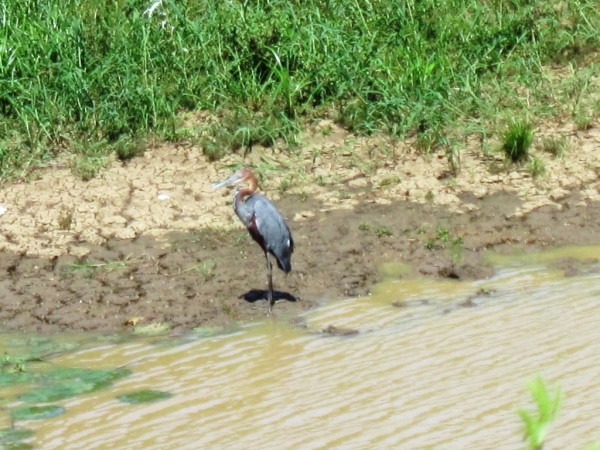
0,119 -> 599,333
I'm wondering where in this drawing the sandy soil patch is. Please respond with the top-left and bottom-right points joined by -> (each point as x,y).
0,119 -> 599,332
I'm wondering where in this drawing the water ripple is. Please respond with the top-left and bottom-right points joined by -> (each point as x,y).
23,256 -> 600,449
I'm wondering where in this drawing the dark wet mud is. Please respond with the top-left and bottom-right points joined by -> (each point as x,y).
0,189 -> 598,333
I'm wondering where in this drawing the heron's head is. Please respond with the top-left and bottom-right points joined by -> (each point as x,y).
212,167 -> 255,191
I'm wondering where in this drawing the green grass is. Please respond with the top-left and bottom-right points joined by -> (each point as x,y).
518,376 -> 561,450
517,375 -> 600,450
445,139 -> 462,175
450,236 -> 464,263
436,227 -> 450,243
541,135 -> 567,158
574,113 -> 593,131
379,176 -> 401,188
358,222 -> 371,231
1,0 -> 600,180
529,156 -> 546,178
57,208 -> 74,230
375,226 -> 393,238
181,258 -> 217,281
422,226 -> 463,257
503,120 -> 534,163
72,155 -> 106,181
278,177 -> 292,194
61,259 -> 129,279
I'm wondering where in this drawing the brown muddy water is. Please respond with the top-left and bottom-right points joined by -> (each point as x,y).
3,247 -> 600,449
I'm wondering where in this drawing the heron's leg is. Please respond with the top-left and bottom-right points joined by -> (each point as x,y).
266,253 -> 274,312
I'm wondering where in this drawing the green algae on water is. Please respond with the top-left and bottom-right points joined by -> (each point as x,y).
11,405 -> 66,421
18,367 -> 133,403
0,428 -> 34,444
117,390 -> 173,404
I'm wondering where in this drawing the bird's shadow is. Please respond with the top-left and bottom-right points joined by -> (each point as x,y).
238,289 -> 297,304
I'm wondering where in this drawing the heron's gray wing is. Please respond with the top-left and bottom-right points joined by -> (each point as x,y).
249,195 -> 294,272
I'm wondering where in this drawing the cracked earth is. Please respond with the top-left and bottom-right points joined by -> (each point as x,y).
0,118 -> 599,333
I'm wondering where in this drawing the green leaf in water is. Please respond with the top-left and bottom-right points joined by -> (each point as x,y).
18,367 -> 134,402
0,372 -> 38,387
11,405 -> 66,421
0,428 -> 34,443
19,381 -> 97,403
1,354 -> 43,364
518,375 -> 562,450
44,367 -> 132,384
0,442 -> 33,450
117,390 -> 173,404
98,367 -> 133,383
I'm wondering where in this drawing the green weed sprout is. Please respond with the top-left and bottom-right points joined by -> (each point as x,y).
541,136 -> 566,158
518,376 -> 562,450
503,120 -> 533,163
450,236 -> 463,263
528,156 -> 546,179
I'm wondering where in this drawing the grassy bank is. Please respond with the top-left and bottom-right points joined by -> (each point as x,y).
1,0 -> 599,180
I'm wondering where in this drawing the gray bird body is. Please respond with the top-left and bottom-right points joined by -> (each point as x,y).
234,191 -> 294,273
212,167 -> 294,311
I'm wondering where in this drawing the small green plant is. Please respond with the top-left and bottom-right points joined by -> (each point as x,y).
63,259 -> 128,279
183,259 -> 217,281
424,228 -> 462,254
201,136 -> 228,162
232,232 -> 249,246
0,356 -> 26,373
113,137 -> 145,161
58,209 -> 73,230
451,236 -> 463,263
574,113 -> 593,131
416,129 -> 439,154
436,227 -> 450,243
447,144 -> 461,175
425,238 -> 436,250
375,227 -> 393,238
541,136 -> 566,158
315,175 -> 327,186
72,156 -> 106,181
358,222 -> 371,231
425,191 -> 435,202
222,303 -> 233,317
201,109 -> 291,159
529,156 -> 546,178
518,376 -> 561,450
278,178 -> 291,194
321,125 -> 332,136
298,191 -> 308,203
503,120 -> 533,163
379,176 -> 401,188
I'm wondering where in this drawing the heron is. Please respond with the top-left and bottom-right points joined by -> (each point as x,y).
212,167 -> 294,312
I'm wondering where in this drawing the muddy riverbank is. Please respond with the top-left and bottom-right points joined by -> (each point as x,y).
1,188 -> 600,333
0,121 -> 599,333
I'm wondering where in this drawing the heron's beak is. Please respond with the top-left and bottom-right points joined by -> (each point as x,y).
212,170 -> 243,191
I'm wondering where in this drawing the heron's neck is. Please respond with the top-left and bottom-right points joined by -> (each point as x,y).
236,176 -> 258,202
